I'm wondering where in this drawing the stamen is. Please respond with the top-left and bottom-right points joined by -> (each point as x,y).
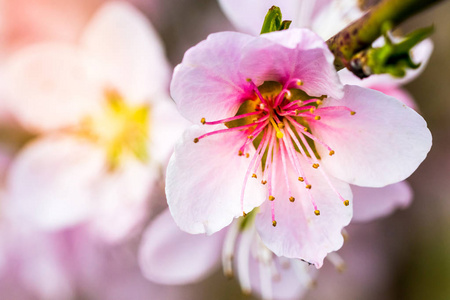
279,140 -> 295,203
289,196 -> 295,202
236,224 -> 255,295
202,110 -> 262,125
314,209 -> 320,216
312,163 -> 319,169
222,221 -> 240,278
269,196 -> 275,201
239,128 -> 271,212
196,123 -> 256,142
327,252 -> 346,273
252,174 -> 257,178
272,220 -> 277,227
269,118 -> 284,139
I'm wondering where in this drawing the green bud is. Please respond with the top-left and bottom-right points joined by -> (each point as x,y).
260,6 -> 291,34
350,23 -> 434,78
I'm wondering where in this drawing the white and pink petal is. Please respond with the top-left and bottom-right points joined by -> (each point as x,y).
4,135 -> 105,230
352,181 -> 413,222
311,85 -> 432,187
166,125 -> 266,235
241,29 -> 343,99
80,1 -> 171,104
170,32 -> 256,123
255,154 -> 352,267
138,209 -> 225,285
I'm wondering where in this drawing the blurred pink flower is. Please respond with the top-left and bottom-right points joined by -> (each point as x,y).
139,208 -> 317,300
2,1 -> 186,242
167,28 -> 431,267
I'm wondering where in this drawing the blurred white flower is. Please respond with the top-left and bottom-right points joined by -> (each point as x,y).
2,1 -> 186,242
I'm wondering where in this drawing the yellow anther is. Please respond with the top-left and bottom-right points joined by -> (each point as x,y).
344,200 -> 350,206
193,138 -> 199,143
314,115 -> 321,120
305,184 -> 312,189
278,123 -> 285,129
298,177 -> 304,182
243,211 -> 247,217
200,117 -> 206,124
309,108 -> 315,113
316,100 -> 322,105
329,150 -> 335,156
261,180 -> 267,185
350,111 -> 356,115
314,210 -> 320,216
297,80 -> 303,86
312,163 -> 319,169
252,174 -> 257,178
269,195 -> 275,201
295,109 -> 300,115
245,153 -> 250,158
270,118 -> 284,139
303,127 -> 308,132
238,150 -> 244,156
248,135 -> 253,139
289,197 -> 295,202
272,220 -> 277,227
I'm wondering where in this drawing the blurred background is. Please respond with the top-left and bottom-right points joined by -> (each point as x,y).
0,0 -> 449,299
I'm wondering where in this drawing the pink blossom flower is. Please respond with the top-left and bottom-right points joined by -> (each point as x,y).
218,0 -> 433,223
167,28 -> 431,267
2,1 -> 186,242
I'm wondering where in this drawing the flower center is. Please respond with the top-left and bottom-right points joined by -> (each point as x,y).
79,89 -> 150,170
195,79 -> 355,226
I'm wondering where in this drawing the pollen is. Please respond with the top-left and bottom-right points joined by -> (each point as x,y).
289,196 -> 295,202
344,200 -> 350,206
245,153 -> 250,158
312,163 -> 319,169
314,115 -> 321,120
298,177 -> 304,182
193,138 -> 199,143
316,100 -> 322,105
238,150 -> 244,156
314,210 -> 320,216
261,180 -> 267,185
252,173 -> 257,178
329,150 -> 335,156
350,111 -> 356,115
269,195 -> 275,201
200,117 -> 206,124
305,184 -> 312,189
272,220 -> 277,227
